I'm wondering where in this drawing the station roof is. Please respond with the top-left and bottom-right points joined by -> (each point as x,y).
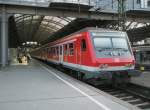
12,14 -> 75,46
5,0 -> 150,47
127,24 -> 150,42
7,0 -> 95,47
9,15 -> 150,48
43,19 -> 150,44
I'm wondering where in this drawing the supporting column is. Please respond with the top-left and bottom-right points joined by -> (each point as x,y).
118,0 -> 126,31
0,6 -> 8,67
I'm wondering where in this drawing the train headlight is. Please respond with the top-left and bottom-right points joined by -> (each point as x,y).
125,63 -> 133,67
99,64 -> 108,69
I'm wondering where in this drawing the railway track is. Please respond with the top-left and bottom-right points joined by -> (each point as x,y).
64,70 -> 150,110
61,68 -> 150,109
44,61 -> 150,110
97,83 -> 150,110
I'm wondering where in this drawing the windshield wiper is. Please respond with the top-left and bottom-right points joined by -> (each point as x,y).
96,48 -> 112,52
114,48 -> 128,51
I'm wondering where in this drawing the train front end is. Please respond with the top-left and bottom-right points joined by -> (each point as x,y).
89,30 -> 141,83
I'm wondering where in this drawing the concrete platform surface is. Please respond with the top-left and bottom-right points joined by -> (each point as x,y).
0,60 -> 140,110
131,71 -> 150,88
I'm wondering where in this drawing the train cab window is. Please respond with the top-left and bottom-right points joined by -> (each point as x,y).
69,43 -> 74,55
81,39 -> 86,51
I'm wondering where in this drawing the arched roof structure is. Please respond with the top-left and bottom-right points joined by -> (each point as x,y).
14,14 -> 75,45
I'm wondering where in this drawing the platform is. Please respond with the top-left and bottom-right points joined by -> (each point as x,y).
0,60 -> 140,110
131,71 -> 150,88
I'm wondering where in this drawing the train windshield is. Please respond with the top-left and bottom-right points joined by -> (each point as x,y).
93,36 -> 131,57
94,38 -> 112,49
94,38 -> 128,50
112,38 -> 128,50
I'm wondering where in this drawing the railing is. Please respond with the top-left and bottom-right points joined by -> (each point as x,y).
50,0 -> 95,6
0,0 -> 95,7
0,0 -> 50,7
0,0 -> 150,11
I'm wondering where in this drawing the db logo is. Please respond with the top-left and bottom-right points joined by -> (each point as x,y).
114,58 -> 120,62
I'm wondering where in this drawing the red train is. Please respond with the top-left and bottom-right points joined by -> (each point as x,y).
31,27 -> 140,83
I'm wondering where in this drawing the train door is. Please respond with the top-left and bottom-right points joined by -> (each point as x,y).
46,48 -> 48,60
81,39 -> 87,65
76,39 -> 81,66
59,45 -> 63,63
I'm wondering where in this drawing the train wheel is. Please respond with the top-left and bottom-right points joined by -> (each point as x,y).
76,72 -> 85,81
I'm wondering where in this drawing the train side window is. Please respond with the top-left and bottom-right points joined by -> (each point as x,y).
137,0 -> 140,4
69,43 -> 74,55
54,47 -> 55,55
50,47 -> 53,55
56,47 -> 59,56
52,47 -> 55,55
81,39 -> 86,51
60,46 -> 62,55
148,0 -> 150,7
55,47 -> 57,56
49,48 -> 52,55
47,48 -> 49,54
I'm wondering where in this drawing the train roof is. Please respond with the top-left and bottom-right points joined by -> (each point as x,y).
76,27 -> 125,33
37,27 -> 125,49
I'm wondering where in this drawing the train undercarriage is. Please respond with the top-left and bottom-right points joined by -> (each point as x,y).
65,66 -> 141,86
58,64 -> 141,86
36,58 -> 141,86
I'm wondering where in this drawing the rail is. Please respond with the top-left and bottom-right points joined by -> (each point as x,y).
97,83 -> 150,109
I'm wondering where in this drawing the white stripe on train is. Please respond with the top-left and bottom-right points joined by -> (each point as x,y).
45,59 -> 134,72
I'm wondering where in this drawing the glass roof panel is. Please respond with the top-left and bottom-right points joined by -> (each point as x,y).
33,16 -> 41,19
48,23 -> 62,28
24,16 -> 32,21
41,21 -> 48,25
136,23 -> 145,28
14,14 -> 75,43
44,16 -> 53,19
14,14 -> 21,18
51,17 -> 61,22
67,17 -> 76,20
55,24 -> 63,28
59,20 -> 68,25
